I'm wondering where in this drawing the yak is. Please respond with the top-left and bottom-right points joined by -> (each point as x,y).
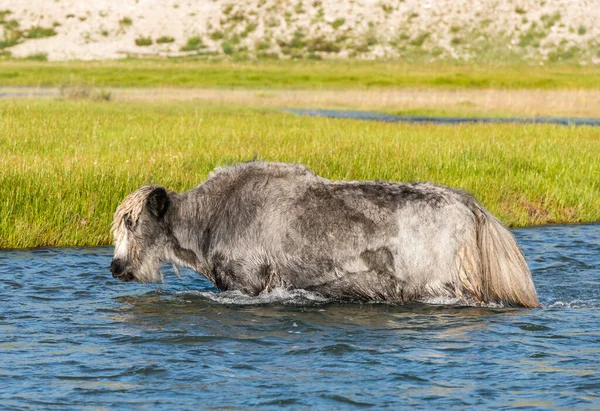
110,162 -> 540,307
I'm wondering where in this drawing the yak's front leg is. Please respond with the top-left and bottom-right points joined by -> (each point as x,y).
209,252 -> 277,296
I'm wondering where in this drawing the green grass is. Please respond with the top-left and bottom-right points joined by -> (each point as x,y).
0,59 -> 599,89
1,99 -> 599,248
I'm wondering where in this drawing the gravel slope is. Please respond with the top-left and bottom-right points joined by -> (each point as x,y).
1,0 -> 598,63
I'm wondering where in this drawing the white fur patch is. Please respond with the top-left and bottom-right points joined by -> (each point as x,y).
111,185 -> 157,258
114,231 -> 129,259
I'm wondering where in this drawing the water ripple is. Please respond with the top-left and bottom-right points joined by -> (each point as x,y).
0,226 -> 599,409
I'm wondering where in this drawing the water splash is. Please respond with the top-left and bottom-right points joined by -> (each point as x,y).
172,290 -> 510,308
177,287 -> 330,306
420,296 -> 506,308
544,299 -> 600,309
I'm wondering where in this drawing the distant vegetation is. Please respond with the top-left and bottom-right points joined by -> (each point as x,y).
135,36 -> 153,46
24,52 -> 48,61
180,36 -> 206,52
0,11 -> 57,50
156,36 -> 175,44
118,16 -> 132,26
23,26 -> 57,39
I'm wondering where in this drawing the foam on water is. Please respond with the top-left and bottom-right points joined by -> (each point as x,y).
177,287 -> 330,305
544,299 -> 600,309
172,285 -> 598,309
172,290 -> 512,308
419,296 -> 506,308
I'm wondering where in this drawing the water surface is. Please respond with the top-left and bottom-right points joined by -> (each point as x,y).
287,108 -> 600,126
1,224 -> 599,409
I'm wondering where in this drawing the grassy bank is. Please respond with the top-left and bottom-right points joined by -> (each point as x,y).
1,99 -> 599,248
2,59 -> 600,89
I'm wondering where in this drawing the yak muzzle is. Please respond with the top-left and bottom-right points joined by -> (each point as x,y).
110,259 -> 135,282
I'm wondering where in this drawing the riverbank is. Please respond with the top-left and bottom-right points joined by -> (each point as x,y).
1,99 -> 598,248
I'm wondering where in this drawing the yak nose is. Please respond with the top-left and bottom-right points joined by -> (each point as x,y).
109,259 -> 125,277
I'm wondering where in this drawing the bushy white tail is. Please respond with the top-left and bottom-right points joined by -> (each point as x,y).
477,208 -> 541,308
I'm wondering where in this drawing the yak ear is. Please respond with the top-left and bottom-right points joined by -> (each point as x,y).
146,187 -> 170,218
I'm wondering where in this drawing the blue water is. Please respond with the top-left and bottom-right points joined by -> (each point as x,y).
286,108 -> 600,127
1,224 -> 599,410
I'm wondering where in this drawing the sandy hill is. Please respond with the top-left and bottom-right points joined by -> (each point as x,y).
1,0 -> 598,63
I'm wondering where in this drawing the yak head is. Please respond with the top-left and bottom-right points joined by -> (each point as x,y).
110,186 -> 172,283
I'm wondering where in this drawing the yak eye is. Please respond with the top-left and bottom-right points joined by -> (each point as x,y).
125,216 -> 133,229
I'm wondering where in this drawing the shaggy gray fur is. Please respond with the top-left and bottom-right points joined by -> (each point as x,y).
110,162 -> 540,307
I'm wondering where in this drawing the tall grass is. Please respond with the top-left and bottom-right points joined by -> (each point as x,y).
1,100 -> 599,248
1,59 -> 600,89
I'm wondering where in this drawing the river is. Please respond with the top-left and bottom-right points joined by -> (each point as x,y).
1,224 -> 599,409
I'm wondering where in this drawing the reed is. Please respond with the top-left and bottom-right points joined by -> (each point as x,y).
1,99 -> 599,248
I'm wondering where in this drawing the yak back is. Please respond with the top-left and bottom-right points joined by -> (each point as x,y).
192,162 -> 478,298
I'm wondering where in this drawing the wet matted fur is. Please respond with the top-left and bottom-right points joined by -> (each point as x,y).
110,162 -> 540,307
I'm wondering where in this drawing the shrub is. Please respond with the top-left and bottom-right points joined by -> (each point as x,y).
135,36 -> 153,46
0,35 -> 20,49
541,12 -> 560,29
307,37 -> 341,53
119,17 -> 132,26
0,9 -> 12,23
24,26 -> 57,39
25,53 -> 48,61
180,36 -> 205,51
519,25 -> 546,47
59,84 -> 112,102
331,18 -> 345,29
409,32 -> 429,47
241,23 -> 257,38
380,3 -> 393,14
156,36 -> 175,44
210,31 -> 224,40
222,41 -> 234,55
548,45 -> 580,62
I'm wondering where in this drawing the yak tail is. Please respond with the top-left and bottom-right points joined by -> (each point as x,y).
476,207 -> 541,308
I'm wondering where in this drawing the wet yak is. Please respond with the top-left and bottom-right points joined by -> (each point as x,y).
110,162 -> 540,307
